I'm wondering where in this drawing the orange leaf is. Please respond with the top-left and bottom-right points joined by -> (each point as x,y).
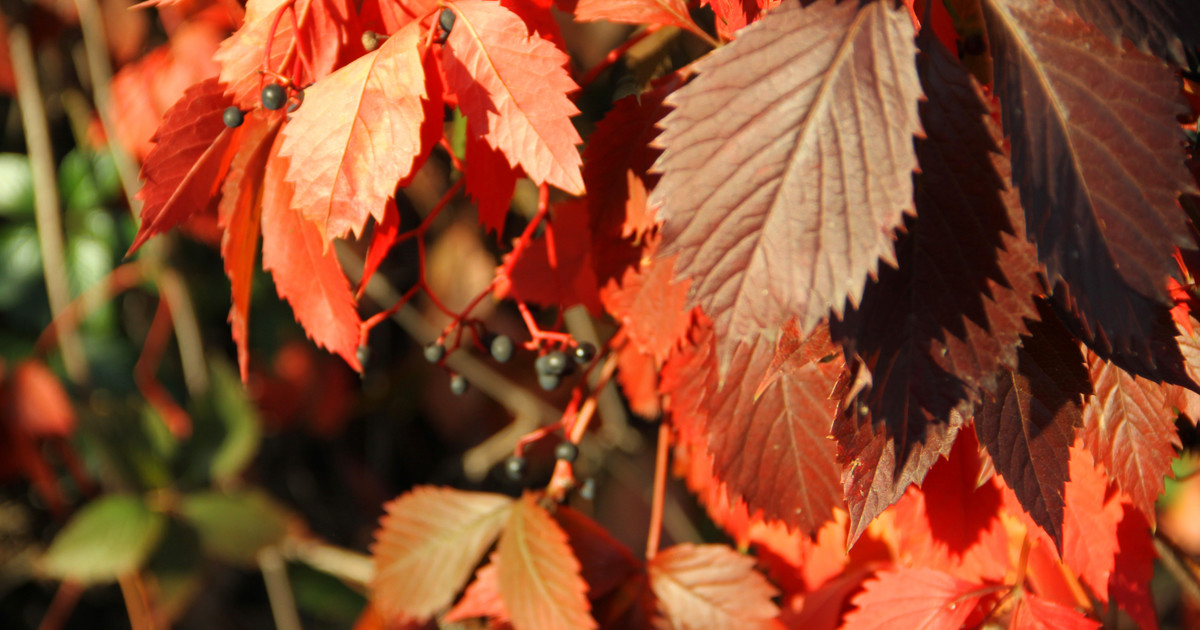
841,567 -> 984,630
442,0 -> 584,195
260,140 -> 362,371
279,22 -> 432,241
647,543 -> 780,630
571,0 -> 704,35
219,112 -> 281,382
445,555 -> 509,624
466,127 -> 520,236
1007,593 -> 1099,630
4,360 -> 75,438
371,487 -> 514,621
496,492 -> 596,630
130,77 -> 242,254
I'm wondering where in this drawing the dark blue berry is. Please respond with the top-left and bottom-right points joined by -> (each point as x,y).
261,83 -> 286,111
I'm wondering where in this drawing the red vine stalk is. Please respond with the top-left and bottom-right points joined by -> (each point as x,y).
37,580 -> 83,630
134,297 -> 191,437
645,422 -> 671,560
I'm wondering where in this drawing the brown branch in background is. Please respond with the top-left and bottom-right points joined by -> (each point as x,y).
258,547 -> 303,630
280,537 -> 374,590
8,23 -> 88,382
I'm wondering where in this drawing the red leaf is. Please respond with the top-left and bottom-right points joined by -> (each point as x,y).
445,556 -> 509,623
1081,349 -> 1179,526
614,340 -> 661,418
218,112 -> 281,382
892,430 -> 1010,583
1060,446 -> 1122,613
215,0 -> 359,109
503,201 -> 603,315
975,300 -> 1090,550
496,492 -> 596,630
260,141 -> 363,371
371,487 -> 514,621
1110,501 -> 1158,630
706,330 -> 843,535
553,507 -> 643,603
647,544 -> 780,630
442,0 -> 584,195
4,360 -> 75,438
130,77 -> 241,254
600,239 -> 691,366
1007,593 -> 1099,630
278,21 -> 433,241
466,128 -> 520,236
841,567 -> 984,630
358,198 -> 401,300
982,0 -> 1196,384
571,0 -> 706,37
651,0 -> 922,372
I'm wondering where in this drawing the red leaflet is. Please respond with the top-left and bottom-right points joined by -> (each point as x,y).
647,544 -> 780,630
130,77 -> 242,254
218,113 -> 281,382
279,22 -> 432,241
466,128 -> 520,236
371,487 -> 514,621
358,198 -> 400,299
600,239 -> 691,366
571,0 -> 708,38
1081,349 -> 1179,525
496,492 -> 595,630
614,339 -> 661,418
503,201 -> 603,315
1007,593 -> 1100,630
259,141 -> 363,371
4,360 -> 76,439
841,567 -> 984,630
442,0 -> 584,195
444,556 -> 508,623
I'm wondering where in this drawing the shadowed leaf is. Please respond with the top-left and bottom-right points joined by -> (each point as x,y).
647,543 -> 779,630
42,495 -> 166,583
1053,0 -> 1200,64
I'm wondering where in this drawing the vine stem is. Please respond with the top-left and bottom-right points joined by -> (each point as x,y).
8,23 -> 88,382
645,422 -> 671,560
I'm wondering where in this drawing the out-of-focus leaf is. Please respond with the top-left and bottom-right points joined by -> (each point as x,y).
0,153 -> 34,218
145,519 -> 204,621
177,359 -> 262,485
289,562 -> 369,623
180,489 -> 289,566
41,495 -> 166,583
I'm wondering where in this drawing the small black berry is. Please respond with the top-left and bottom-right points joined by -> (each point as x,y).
449,373 -> 468,396
572,342 -> 596,365
543,351 -> 569,376
504,455 -> 526,481
490,334 -> 514,363
437,8 -> 456,41
222,106 -> 244,128
537,372 -> 560,391
554,441 -> 578,463
261,83 -> 287,111
424,342 -> 445,363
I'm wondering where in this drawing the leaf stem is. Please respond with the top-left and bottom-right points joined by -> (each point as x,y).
645,422 -> 671,560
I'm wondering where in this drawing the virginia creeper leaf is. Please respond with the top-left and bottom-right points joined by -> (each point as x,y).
41,495 -> 166,584
647,543 -> 779,630
832,28 -> 1041,458
1053,0 -> 1200,65
707,327 -> 843,534
503,200 -> 603,315
554,506 -> 642,604
615,339 -> 662,418
1008,593 -> 1100,630
215,0 -> 358,109
371,487 -> 514,621
260,141 -> 362,371
466,126 -> 520,236
279,21 -> 432,241
1111,502 -> 1158,630
442,0 -> 584,195
357,197 -> 401,299
571,0 -> 707,38
130,77 -> 241,254
496,492 -> 596,630
833,389 -> 963,546
981,0 -> 1196,382
600,238 -> 691,367
651,0 -> 922,372
179,489 -> 288,566
1059,445 -> 1122,612
1081,349 -> 1179,525
444,555 -> 508,623
841,567 -> 984,630
219,113 -> 281,382
975,301 -> 1090,550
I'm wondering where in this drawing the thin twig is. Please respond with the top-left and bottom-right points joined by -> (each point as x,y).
158,268 -> 209,396
645,423 -> 670,560
281,537 -> 374,590
563,306 -> 640,452
338,246 -> 562,480
117,573 -> 157,630
8,23 -> 88,381
259,546 -> 303,630
37,579 -> 82,630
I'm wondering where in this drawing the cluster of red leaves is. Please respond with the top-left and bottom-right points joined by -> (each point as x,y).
121,0 -> 1200,626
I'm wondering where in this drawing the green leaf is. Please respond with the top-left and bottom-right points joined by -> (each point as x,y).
288,562 -> 368,623
180,490 -> 288,566
0,153 -> 34,218
41,495 -> 166,583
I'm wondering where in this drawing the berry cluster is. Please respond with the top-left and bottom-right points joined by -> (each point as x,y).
533,342 -> 594,391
